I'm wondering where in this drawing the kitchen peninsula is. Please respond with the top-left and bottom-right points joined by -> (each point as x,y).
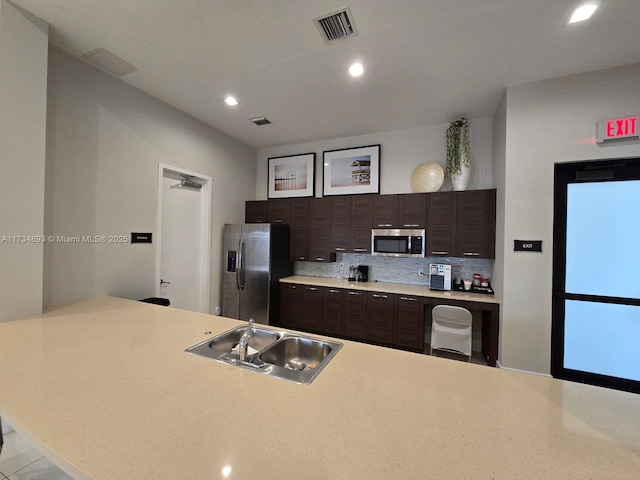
1,297 -> 639,479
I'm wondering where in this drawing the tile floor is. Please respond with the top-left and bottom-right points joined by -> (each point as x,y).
0,423 -> 72,480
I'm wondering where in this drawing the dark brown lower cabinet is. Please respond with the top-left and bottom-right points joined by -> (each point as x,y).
280,283 -> 301,329
301,285 -> 323,332
366,292 -> 396,345
344,290 -> 367,340
281,283 -> 424,351
322,288 -> 343,336
396,295 -> 425,351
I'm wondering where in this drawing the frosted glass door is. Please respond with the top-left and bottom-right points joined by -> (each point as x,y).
564,300 -> 640,381
566,180 -> 640,298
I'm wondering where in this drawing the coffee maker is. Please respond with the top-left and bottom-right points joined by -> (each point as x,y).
429,263 -> 451,291
357,265 -> 369,282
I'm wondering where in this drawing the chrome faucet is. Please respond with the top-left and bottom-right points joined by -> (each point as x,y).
237,318 -> 255,362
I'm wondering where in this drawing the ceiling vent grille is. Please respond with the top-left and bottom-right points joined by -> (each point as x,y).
315,7 -> 358,43
250,116 -> 271,126
81,48 -> 137,77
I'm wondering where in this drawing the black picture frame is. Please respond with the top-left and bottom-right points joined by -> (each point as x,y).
322,144 -> 380,196
267,153 -> 316,199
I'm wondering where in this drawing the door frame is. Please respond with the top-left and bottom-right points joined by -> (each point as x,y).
156,163 -> 212,313
552,157 -> 640,394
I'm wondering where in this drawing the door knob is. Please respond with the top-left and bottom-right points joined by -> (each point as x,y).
160,279 -> 171,285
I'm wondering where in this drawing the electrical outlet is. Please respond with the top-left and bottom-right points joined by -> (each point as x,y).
418,267 -> 424,276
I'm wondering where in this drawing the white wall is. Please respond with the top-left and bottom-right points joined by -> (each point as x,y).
256,118 -> 494,198
500,63 -> 640,374
0,1 -> 48,321
44,47 -> 256,312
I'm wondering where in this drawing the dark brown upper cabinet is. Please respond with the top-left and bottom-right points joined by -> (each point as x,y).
329,196 -> 351,253
455,189 -> 496,259
309,197 -> 335,262
351,195 -> 373,253
289,198 -> 310,261
268,198 -> 291,225
398,193 -> 427,228
372,194 -> 398,228
426,191 -> 456,257
245,200 -> 269,223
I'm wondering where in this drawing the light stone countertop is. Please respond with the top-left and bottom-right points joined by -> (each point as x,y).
1,296 -> 639,479
281,275 -> 501,304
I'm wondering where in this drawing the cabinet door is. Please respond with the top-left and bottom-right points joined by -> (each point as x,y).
426,191 -> 456,257
372,195 -> 398,228
330,196 -> 351,253
245,200 -> 269,223
344,290 -> 367,340
367,292 -> 396,345
302,285 -> 323,332
309,197 -> 333,262
396,295 -> 425,351
398,193 -> 427,228
455,189 -> 496,259
269,199 -> 291,224
289,198 -> 310,261
351,195 -> 373,253
280,283 -> 301,329
322,287 -> 343,336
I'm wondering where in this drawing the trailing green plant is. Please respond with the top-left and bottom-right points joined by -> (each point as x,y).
445,117 -> 470,176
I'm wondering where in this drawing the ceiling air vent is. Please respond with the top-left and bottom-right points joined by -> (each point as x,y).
250,116 -> 271,126
314,7 -> 358,43
81,48 -> 137,77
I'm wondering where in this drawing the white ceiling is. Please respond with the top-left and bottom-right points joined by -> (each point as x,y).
12,0 -> 640,149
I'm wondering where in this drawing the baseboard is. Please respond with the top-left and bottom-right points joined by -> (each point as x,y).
496,361 -> 552,378
1,416 -> 15,435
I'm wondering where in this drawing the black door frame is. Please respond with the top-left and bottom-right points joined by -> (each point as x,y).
552,157 -> 640,394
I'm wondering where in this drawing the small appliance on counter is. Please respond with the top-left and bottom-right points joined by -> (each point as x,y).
452,277 -> 466,291
429,263 -> 451,291
357,265 -> 369,282
348,265 -> 357,282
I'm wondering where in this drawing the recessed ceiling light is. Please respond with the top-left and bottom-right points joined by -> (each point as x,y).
224,96 -> 239,106
349,62 -> 364,77
568,3 -> 598,24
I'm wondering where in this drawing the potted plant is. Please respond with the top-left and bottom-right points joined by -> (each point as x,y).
445,117 -> 470,191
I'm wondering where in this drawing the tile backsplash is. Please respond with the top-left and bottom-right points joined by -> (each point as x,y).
294,253 -> 493,287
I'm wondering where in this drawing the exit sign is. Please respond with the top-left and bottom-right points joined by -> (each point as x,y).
596,116 -> 639,144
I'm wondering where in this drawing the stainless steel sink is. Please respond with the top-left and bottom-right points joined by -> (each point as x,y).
187,325 -> 281,358
259,337 -> 333,370
185,325 -> 342,385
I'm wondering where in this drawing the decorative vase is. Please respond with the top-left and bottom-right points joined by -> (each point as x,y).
410,162 -> 444,192
450,157 -> 470,191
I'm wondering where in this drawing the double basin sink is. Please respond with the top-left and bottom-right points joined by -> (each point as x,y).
185,324 -> 343,385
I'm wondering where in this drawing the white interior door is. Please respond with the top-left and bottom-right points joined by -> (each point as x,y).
157,166 -> 210,312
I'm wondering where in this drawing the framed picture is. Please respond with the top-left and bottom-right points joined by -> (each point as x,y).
268,153 -> 315,199
322,144 -> 380,196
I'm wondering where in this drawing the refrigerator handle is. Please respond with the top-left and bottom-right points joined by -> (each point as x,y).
238,238 -> 245,290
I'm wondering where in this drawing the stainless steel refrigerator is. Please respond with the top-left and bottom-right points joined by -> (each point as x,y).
221,224 -> 292,325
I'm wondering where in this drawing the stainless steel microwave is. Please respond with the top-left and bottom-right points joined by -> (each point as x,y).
371,228 -> 425,258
